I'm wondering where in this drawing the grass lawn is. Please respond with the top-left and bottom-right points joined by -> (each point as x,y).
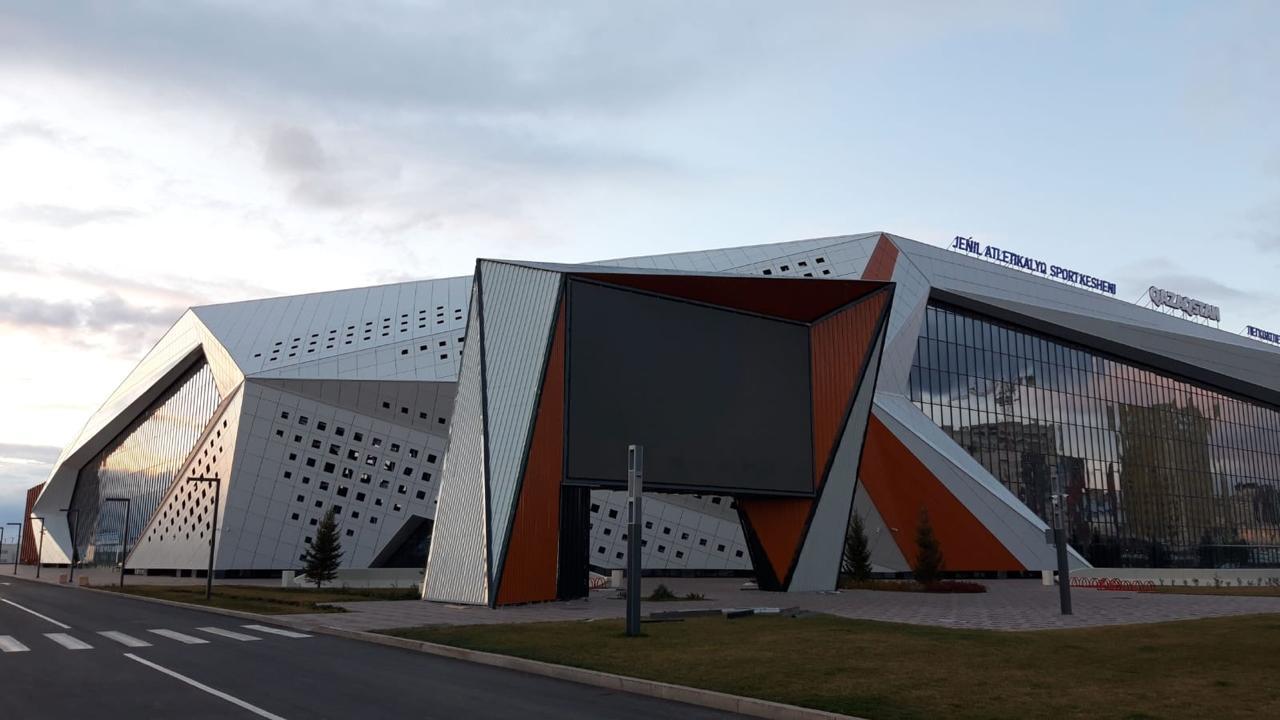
386,613 -> 1280,720
104,583 -> 419,614
1145,586 -> 1280,598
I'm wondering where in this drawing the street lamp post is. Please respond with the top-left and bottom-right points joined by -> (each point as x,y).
187,476 -> 221,600
5,523 -> 20,575
59,508 -> 79,584
102,498 -> 131,588
0,527 -> 5,570
33,517 -> 45,579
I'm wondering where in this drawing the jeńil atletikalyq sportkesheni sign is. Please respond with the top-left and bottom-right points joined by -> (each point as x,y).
1147,286 -> 1220,322
951,236 -> 1117,295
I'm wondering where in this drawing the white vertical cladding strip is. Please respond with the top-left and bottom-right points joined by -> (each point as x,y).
424,285 -> 490,604
476,261 -> 562,586
872,394 -> 1089,570
127,387 -> 244,570
875,237 -> 932,397
789,330 -> 885,591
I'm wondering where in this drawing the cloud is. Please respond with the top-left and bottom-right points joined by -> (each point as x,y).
5,203 -> 139,228
0,293 -> 183,354
0,443 -> 58,518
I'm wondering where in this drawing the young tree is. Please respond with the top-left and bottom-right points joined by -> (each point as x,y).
302,508 -> 343,589
913,507 -> 944,585
841,513 -> 873,581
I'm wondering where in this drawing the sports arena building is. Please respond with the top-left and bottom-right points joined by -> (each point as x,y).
25,232 -> 1280,605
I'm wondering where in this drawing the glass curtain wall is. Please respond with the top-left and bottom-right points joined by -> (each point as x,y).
68,361 -> 221,566
908,303 -> 1280,568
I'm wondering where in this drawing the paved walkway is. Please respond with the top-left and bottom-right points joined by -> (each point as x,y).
286,577 -> 1280,632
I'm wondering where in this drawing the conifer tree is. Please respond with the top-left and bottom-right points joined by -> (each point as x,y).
842,513 -> 873,581
302,508 -> 343,589
913,507 -> 944,585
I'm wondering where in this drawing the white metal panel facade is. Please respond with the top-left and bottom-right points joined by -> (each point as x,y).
423,287 -> 490,604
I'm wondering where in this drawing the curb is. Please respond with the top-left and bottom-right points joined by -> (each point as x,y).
23,576 -> 864,720
314,625 -> 863,720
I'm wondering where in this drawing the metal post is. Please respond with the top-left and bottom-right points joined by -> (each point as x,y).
34,518 -> 44,579
6,523 -> 20,575
626,445 -> 644,637
60,509 -> 79,584
188,477 -> 221,600
103,498 -> 130,588
1051,490 -> 1072,615
0,527 -> 5,570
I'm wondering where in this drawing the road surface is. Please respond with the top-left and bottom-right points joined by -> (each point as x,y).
0,577 -> 744,719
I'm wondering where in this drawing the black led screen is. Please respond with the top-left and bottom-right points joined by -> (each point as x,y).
565,278 -> 814,495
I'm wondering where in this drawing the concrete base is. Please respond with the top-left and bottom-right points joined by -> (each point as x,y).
289,567 -> 424,589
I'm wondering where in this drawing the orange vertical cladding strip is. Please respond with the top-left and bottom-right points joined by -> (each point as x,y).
20,482 -> 44,565
809,291 -> 889,489
858,415 -> 1025,571
861,233 -> 899,282
496,301 -> 567,606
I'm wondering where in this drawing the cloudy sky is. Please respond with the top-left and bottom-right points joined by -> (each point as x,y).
1,1 -> 1278,524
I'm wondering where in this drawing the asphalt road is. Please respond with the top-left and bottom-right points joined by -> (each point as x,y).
0,577 -> 744,719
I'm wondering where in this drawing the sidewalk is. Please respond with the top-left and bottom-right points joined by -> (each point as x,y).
289,577 -> 1280,632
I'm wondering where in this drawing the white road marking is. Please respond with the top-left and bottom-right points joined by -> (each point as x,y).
197,626 -> 260,642
98,631 -> 152,648
45,633 -> 93,650
124,653 -> 289,720
148,628 -> 209,644
0,598 -> 71,629
241,624 -> 310,639
0,635 -> 30,652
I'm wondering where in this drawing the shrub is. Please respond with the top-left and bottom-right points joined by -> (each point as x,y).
841,513 -> 873,582
913,507 -> 944,585
922,580 -> 987,594
647,584 -> 677,601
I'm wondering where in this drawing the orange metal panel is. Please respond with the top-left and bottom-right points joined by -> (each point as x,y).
20,483 -> 43,565
861,234 -> 899,282
858,415 -> 1025,572
576,272 -> 886,323
496,301 -> 567,606
737,497 -> 812,585
809,292 -> 890,490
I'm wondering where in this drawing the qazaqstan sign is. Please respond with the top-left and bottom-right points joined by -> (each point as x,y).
1148,286 -> 1220,322
951,237 -> 1117,295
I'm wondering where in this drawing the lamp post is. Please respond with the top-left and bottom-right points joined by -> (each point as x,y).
102,498 -> 131,588
625,445 -> 644,638
5,523 -> 19,575
33,517 -> 45,579
0,527 -> 5,569
187,476 -> 221,600
59,508 -> 79,584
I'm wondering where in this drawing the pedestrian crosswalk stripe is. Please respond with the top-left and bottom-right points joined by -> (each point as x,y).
147,629 -> 209,645
241,624 -> 311,638
197,627 -> 260,642
98,631 -> 152,648
0,635 -> 30,653
45,633 -> 92,650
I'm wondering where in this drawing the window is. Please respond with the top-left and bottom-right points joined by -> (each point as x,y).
597,546 -> 606,554
359,473 -> 372,484
337,486 -> 349,497
293,435 -> 302,443
345,529 -> 355,537
662,526 -> 671,535
317,421 -> 327,432
383,460 -> 396,472
296,494 -> 304,502
418,412 -> 428,420
369,516 -> 378,524
427,453 -> 437,464
311,439 -> 322,449
717,544 -> 726,552
323,461 -> 335,473
378,480 -> 390,490
298,416 -> 309,426
735,550 -> 744,558
680,532 -> 689,540
341,467 -> 354,479
314,500 -> 323,508
353,432 -> 364,442
400,406 -> 409,414
351,511 -> 360,519
699,538 -> 707,546
603,527 -> 612,536
421,472 -> 432,482
319,481 -> 329,491
393,503 -> 402,512
305,457 -> 317,467
437,417 -> 445,424
275,429 -> 284,438
644,521 -> 653,529
375,497 -> 384,506
356,492 -> 366,502
301,476 -> 311,485
335,426 -> 345,437
403,466 -> 414,476
291,512 -> 299,521
397,484 -> 407,494
283,470 -> 292,479
409,448 -> 419,459
280,411 -> 290,420
381,401 -> 391,409
347,449 -> 360,461
288,453 -> 297,461
365,454 -> 377,466
616,552 -> 624,560
607,508 -> 618,519
329,444 -> 340,455
676,550 -> 685,559
591,503 -> 600,513
390,442 -> 400,453
415,490 -> 426,500
372,437 -> 383,448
